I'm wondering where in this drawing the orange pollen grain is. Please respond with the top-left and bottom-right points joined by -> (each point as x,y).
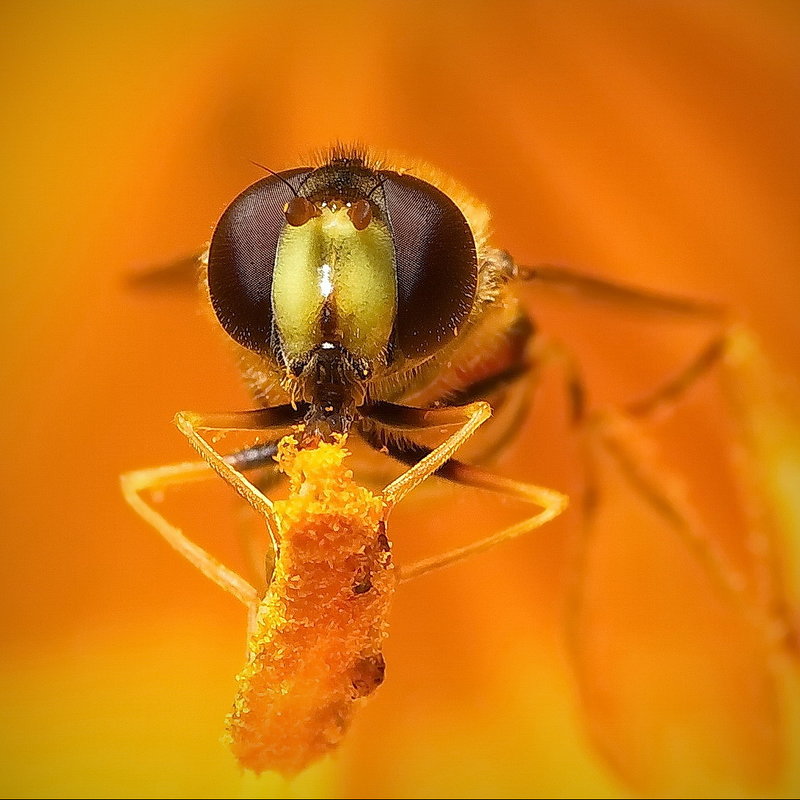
224,435 -> 395,776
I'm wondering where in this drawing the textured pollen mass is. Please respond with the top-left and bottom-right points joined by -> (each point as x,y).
224,435 -> 395,776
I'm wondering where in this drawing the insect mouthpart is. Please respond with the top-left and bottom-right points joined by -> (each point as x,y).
292,342 -> 369,443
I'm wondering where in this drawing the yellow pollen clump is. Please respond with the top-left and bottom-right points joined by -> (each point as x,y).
224,434 -> 395,776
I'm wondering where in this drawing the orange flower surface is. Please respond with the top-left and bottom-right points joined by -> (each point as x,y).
1,2 -> 799,798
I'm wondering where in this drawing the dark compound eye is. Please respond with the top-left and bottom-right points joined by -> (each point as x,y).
207,168 -> 312,353
379,171 -> 478,361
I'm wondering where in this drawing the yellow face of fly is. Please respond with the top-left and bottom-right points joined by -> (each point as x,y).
272,204 -> 397,364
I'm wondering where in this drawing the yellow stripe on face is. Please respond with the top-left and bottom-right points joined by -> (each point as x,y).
273,206 -> 397,363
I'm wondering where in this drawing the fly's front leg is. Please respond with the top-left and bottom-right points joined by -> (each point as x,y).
369,401 -> 492,507
174,406 -> 300,561
122,404 -> 300,626
121,456 -> 261,610
361,402 -> 568,581
397,460 -> 568,581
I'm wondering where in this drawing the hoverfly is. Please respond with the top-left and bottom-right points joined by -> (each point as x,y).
121,145 -> 794,779
121,145 -> 569,775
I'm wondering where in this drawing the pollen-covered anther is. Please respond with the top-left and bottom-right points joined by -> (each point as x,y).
225,433 -> 394,777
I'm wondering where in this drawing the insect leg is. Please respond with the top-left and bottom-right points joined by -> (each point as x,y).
400,460 -> 567,581
511,261 -> 774,613
586,329 -> 792,650
588,406 -> 793,651
512,259 -> 727,320
582,330 -> 732,583
120,441 -> 280,608
174,406 -> 300,558
125,249 -> 206,292
622,332 -> 727,418
365,401 -> 491,507
509,256 -> 745,599
360,408 -> 568,582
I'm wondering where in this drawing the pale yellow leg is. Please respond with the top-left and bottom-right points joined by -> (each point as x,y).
122,408 -> 290,616
120,459 -> 260,608
398,468 -> 568,582
382,402 -> 492,507
375,400 -> 567,581
175,411 -> 281,558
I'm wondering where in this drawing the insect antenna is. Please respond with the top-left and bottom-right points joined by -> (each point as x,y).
250,160 -> 299,197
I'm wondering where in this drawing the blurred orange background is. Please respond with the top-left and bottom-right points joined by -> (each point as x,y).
2,2 -> 799,797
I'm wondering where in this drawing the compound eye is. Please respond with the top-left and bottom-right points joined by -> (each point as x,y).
207,168 -> 312,352
379,171 -> 477,360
